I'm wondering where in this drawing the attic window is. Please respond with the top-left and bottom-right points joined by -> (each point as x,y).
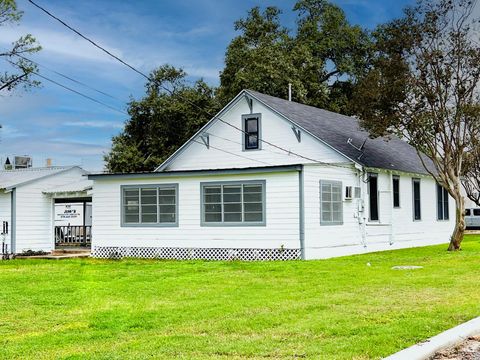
242,114 -> 261,150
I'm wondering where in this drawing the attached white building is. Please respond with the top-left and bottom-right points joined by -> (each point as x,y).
89,90 -> 455,260
0,166 -> 92,254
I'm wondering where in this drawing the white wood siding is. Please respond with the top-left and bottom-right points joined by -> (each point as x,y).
92,171 -> 300,250
0,191 -> 11,251
14,167 -> 87,252
165,97 -> 348,171
303,164 -> 362,258
303,165 -> 455,259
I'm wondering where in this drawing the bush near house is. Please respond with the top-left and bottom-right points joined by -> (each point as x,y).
1,237 -> 480,359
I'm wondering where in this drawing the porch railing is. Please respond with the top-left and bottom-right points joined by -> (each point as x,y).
55,226 -> 91,247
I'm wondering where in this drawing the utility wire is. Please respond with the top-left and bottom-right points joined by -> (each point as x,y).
5,58 -> 127,115
27,0 -> 149,82
27,0 -> 353,169
4,58 -> 270,165
208,132 -> 310,160
191,139 -> 273,166
35,72 -> 128,115
13,52 -> 124,101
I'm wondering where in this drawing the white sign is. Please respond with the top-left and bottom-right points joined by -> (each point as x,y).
55,203 -> 84,226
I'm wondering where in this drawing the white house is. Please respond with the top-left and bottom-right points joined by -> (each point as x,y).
0,166 -> 92,254
88,90 -> 455,260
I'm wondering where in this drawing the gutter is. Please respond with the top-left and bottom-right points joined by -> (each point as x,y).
89,165 -> 303,180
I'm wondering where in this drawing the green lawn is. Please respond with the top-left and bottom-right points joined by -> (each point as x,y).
1,237 -> 480,360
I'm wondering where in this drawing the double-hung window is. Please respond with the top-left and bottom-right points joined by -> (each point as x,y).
412,178 -> 421,221
122,184 -> 178,226
320,180 -> 343,225
202,181 -> 265,225
242,114 -> 261,150
368,173 -> 379,221
437,184 -> 449,220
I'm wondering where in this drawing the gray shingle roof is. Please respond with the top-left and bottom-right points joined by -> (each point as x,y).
247,90 -> 435,175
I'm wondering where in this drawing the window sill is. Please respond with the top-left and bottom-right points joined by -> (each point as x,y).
121,223 -> 179,228
201,222 -> 266,227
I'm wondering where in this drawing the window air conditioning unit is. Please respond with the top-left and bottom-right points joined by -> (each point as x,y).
346,186 -> 362,200
345,186 -> 353,200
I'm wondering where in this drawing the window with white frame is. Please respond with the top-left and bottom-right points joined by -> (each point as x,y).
202,181 -> 265,225
320,180 -> 343,225
122,184 -> 177,226
242,114 -> 261,150
437,184 -> 449,220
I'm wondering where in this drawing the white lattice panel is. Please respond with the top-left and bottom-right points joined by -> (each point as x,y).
92,246 -> 301,261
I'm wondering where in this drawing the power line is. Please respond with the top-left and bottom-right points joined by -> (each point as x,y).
5,58 -> 127,115
27,0 -> 149,82
27,0 -> 352,169
191,140 -> 273,166
208,132 -> 312,160
13,52 -> 124,102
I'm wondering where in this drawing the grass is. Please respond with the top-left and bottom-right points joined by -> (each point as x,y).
1,237 -> 480,360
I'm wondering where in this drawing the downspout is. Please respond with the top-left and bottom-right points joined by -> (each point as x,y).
10,188 -> 16,254
299,165 -> 305,259
389,172 -> 395,245
358,169 -> 367,248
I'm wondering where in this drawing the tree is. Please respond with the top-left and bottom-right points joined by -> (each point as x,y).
352,0 -> 480,250
292,0 -> 371,112
104,65 -> 220,173
217,1 -> 371,114
0,0 -> 41,93
217,7 -> 300,105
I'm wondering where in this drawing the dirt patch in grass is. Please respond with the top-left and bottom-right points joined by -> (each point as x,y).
430,335 -> 480,360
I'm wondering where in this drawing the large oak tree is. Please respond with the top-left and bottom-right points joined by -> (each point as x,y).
217,0 -> 371,114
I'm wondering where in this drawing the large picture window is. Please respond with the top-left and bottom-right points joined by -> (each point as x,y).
320,180 -> 343,225
368,173 -> 379,221
412,178 -> 421,221
201,181 -> 265,225
242,114 -> 261,150
437,184 -> 449,220
122,184 -> 178,226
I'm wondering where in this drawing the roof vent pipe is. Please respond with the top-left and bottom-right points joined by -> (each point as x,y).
288,83 -> 292,101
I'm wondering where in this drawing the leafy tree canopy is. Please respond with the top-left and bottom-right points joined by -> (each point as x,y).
0,0 -> 41,93
217,0 -> 372,114
104,65 -> 220,173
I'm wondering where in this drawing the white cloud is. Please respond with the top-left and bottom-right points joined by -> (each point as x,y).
0,25 -> 123,64
64,120 -> 123,129
0,124 -> 27,139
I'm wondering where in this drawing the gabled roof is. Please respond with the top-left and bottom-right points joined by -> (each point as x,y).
157,89 -> 435,175
0,166 -> 82,191
42,178 -> 92,194
247,90 -> 435,175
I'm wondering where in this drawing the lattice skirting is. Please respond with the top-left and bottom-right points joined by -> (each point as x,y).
92,246 -> 301,261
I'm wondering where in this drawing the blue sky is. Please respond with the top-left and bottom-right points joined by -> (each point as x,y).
0,0 -> 414,171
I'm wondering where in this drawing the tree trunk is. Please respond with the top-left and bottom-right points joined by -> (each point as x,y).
448,191 -> 465,251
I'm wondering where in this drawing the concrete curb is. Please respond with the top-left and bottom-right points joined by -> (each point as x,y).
384,316 -> 480,360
